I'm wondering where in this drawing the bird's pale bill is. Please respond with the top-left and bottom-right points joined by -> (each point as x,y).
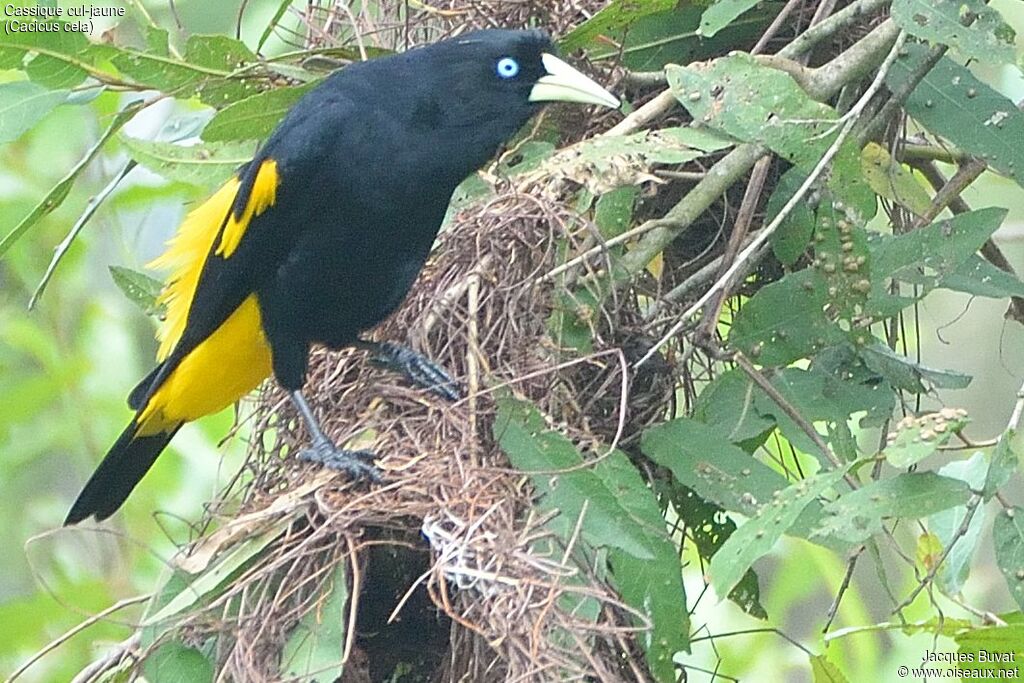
529,53 -> 620,109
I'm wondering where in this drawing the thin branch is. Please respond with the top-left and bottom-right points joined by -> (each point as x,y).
8,596 -> 149,683
893,494 -> 982,613
731,352 -> 849,475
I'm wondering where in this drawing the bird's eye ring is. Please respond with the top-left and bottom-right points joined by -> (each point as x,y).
496,57 -> 520,79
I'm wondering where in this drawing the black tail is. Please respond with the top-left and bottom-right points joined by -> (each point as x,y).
65,420 -> 180,525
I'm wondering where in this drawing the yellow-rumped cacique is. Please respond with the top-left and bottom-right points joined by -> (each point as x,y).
65,29 -> 619,524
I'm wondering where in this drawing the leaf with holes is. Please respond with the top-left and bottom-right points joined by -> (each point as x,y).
869,208 -> 1008,295
892,0 -> 1015,66
729,269 -> 849,366
109,266 -> 164,316
994,507 -> 1024,611
888,45 -> 1024,188
494,395 -> 659,560
641,417 -> 843,548
667,53 -> 874,214
813,473 -> 972,544
531,126 -> 732,194
202,83 -> 317,142
120,136 -> 255,187
710,466 -> 849,600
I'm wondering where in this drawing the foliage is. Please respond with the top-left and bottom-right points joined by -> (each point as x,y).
2,0 -> 1024,681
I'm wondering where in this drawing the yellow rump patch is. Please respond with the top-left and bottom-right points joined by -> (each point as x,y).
137,294 -> 273,435
149,159 -> 279,361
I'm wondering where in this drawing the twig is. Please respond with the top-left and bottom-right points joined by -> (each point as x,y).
751,0 -> 806,55
697,156 -> 772,341
893,495 -> 982,613
731,352 -> 850,475
605,89 -> 676,136
29,160 -> 136,310
823,546 -> 866,634
8,596 -> 149,683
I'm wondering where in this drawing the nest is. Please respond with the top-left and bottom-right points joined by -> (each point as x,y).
165,181 -> 671,681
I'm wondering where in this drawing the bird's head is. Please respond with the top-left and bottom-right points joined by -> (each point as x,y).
394,28 -> 618,176
440,28 -> 619,110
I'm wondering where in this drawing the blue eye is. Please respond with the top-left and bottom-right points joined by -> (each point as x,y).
496,57 -> 520,79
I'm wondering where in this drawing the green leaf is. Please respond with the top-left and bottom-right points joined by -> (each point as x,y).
710,466 -> 849,600
861,142 -> 932,218
955,624 -> 1024,678
860,342 -> 971,393
883,410 -> 969,468
579,4 -> 779,71
930,452 -> 988,596
109,266 -> 164,315
700,0 -> 761,38
813,473 -> 972,544
143,523 -> 286,626
599,455 -> 689,674
113,34 -> 265,107
532,126 -> 732,194
765,168 -> 815,266
691,368 -> 775,444
281,565 -> 348,681
941,256 -> 1024,300
120,135 -> 255,187
494,395 -> 658,560
559,0 -> 679,52
0,100 -> 141,257
811,197 -> 872,320
142,641 -> 214,683
995,508 -> 1024,612
869,208 -> 1008,293
201,83 -> 316,142
594,186 -> 637,239
887,45 -> 1024,189
754,366 -> 894,458
810,653 -> 850,683
0,23 -> 96,88
667,53 -> 873,213
985,429 -> 1024,499
0,81 -> 67,143
729,270 -> 849,366
670,484 -> 766,618
892,0 -> 1015,66
641,417 -> 839,546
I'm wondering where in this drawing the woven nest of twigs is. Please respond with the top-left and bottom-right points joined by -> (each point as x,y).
145,2 -> 726,682
181,178 -> 677,681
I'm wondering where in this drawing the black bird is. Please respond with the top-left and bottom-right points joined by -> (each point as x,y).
65,29 -> 619,524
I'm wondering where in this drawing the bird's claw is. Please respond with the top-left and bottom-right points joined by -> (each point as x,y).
369,341 -> 463,401
298,440 -> 383,483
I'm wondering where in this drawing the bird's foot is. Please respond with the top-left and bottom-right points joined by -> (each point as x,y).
366,341 -> 463,401
298,439 -> 383,482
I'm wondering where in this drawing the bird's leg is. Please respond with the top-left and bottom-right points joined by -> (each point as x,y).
290,390 -> 382,482
355,340 -> 462,401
